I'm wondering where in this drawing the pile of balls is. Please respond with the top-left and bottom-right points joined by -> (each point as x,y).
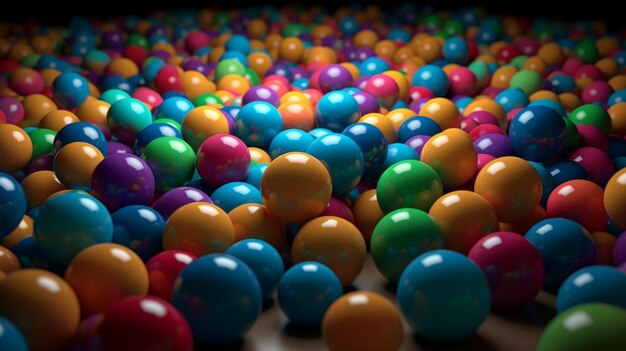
1,3 -> 626,351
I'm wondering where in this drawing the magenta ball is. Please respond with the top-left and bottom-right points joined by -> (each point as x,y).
567,147 -> 615,186
26,154 -> 54,174
581,81 -> 614,104
242,85 -> 280,107
318,64 -> 353,93
152,186 -> 212,219
320,197 -> 355,224
577,124 -> 608,150
467,110 -> 499,126
468,232 -> 544,310
448,67 -> 477,96
363,74 -> 399,109
0,97 -> 25,125
91,153 -> 155,211
196,134 -> 250,187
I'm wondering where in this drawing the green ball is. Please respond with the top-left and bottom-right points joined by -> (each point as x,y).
245,68 -> 260,87
153,118 -> 182,132
509,69 -> 543,96
538,303 -> 626,351
106,98 -> 153,144
564,118 -> 581,152
100,89 -> 131,105
21,54 -> 41,68
371,208 -> 443,284
141,137 -> 196,192
509,55 -> 528,70
128,34 -> 149,49
283,23 -> 307,37
27,128 -> 56,161
568,104 -> 612,135
193,93 -> 225,107
468,61 -> 490,86
443,19 -> 464,37
574,40 -> 600,64
215,58 -> 246,80
376,160 -> 443,214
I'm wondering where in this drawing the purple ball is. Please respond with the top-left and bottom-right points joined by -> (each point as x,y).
220,109 -> 236,134
107,141 -> 133,154
318,64 -> 354,93
467,110 -> 499,126
353,91 -> 380,115
613,231 -> 626,266
242,85 -> 280,107
290,66 -> 307,80
355,48 -> 375,61
473,133 -> 516,158
26,154 -> 54,175
322,35 -> 340,48
91,153 -> 156,211
102,30 -> 125,51
409,98 -> 430,113
183,58 -> 211,75
405,135 -> 431,158
152,186 -> 212,219
266,65 -> 294,82
355,75 -> 370,90
150,50 -> 171,61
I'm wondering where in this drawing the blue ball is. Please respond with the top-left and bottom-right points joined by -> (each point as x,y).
412,65 -> 449,97
443,37 -> 470,64
556,265 -> 626,312
315,91 -> 361,133
210,182 -> 262,213
0,172 -> 26,238
398,116 -> 442,143
277,261 -> 343,326
34,191 -> 113,267
380,143 -> 419,171
269,129 -> 315,159
549,74 -> 576,94
359,57 -> 390,76
509,105 -> 567,162
111,205 -> 165,261
529,99 -> 568,118
608,135 -> 626,160
388,28 -> 411,43
525,218 -> 596,291
0,316 -> 28,351
397,249 -> 491,342
143,59 -> 166,82
171,254 -> 262,344
608,89 -> 626,106
135,123 -> 182,154
292,78 -> 309,90
529,161 -> 556,207
546,160 -> 588,185
225,34 -> 251,55
101,75 -> 132,93
339,16 -> 359,36
494,88 -> 530,113
226,239 -> 285,299
99,88 -> 131,105
615,156 -> 626,171
309,127 -> 333,139
235,101 -> 283,149
54,121 -> 108,156
306,133 -> 364,196
245,164 -> 268,190
342,122 -> 388,176
155,96 -> 195,125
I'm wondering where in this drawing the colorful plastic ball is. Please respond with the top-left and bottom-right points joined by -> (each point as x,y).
468,232 -> 544,310
181,106 -> 229,151
509,69 -> 543,96
268,129 -> 314,159
376,159 -> 443,214
0,173 -> 27,238
556,265 -> 626,313
53,141 -> 104,190
351,189 -> 384,246
547,159 -> 588,185
608,103 -> 626,136
111,205 -> 164,261
228,202 -> 286,251
145,249 -> 196,301
397,116 -> 442,143
605,169 -> 626,229
342,122 -> 388,176
38,110 -> 78,134
525,218 -> 595,291
547,180 -> 608,232
379,143 -> 420,170
242,85 -> 279,106
537,303 -> 626,351
210,182 -> 262,213
20,170 -> 67,210
418,97 -> 461,130
225,239 -> 284,300
234,101 -> 283,149
215,58 -> 246,81
135,122 -> 182,154
245,163 -> 267,190
291,216 -> 366,287
322,291 -> 404,351
568,104 -> 612,135
614,232 -> 626,266
277,261 -> 342,326
0,244 -> 20,274
0,97 -> 25,125
141,137 -> 195,192
8,67 -> 44,96
353,91 -> 381,115
318,64 -> 353,93
568,146 -> 615,186
509,105 -> 567,162
20,94 -> 57,128
314,91 -> 361,133
90,153 -> 155,211
474,156 -> 542,223
100,89 -> 130,105
0,269 -> 80,351
0,124 -> 33,173
443,37 -> 470,64
363,74 -> 399,109
53,121 -> 107,156
64,243 -> 148,316
397,249 -> 490,342
171,253 -> 262,344
0,316 -> 28,351
196,134 -> 250,188
34,191 -> 112,267
106,98 -> 153,144
51,72 -> 89,109
151,186 -> 211,220
279,102 -> 316,131
371,208 -> 443,284
421,128 -> 477,188
321,197 -> 355,224
412,64 -> 449,97
155,96 -> 194,125
95,295 -> 194,351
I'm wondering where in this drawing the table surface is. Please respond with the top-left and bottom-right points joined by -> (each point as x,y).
208,254 -> 557,351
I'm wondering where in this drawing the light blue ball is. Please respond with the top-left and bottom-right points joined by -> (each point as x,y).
211,182 -> 262,213
226,239 -> 285,299
494,88 -> 529,113
155,96 -> 195,125
315,91 -> 360,133
245,164 -> 268,190
52,72 -> 90,108
0,316 -> 28,351
269,129 -> 315,159
380,143 -> 419,171
412,64 -> 449,97
235,101 -> 283,149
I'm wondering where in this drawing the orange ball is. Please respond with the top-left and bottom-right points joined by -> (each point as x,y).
340,62 -> 361,81
0,215 -> 33,248
247,18 -> 268,39
217,74 -> 250,96
265,33 -> 283,50
419,97 -> 461,130
596,58 -> 619,78
181,106 -> 230,150
474,156 -> 542,223
374,40 -> 397,59
463,98 -> 507,130
38,109 -> 79,132
162,202 -> 235,256
499,205 -> 547,234
280,91 -> 312,108
31,35 -> 54,54
64,243 -> 148,317
490,66 -> 518,89
181,71 -> 216,101
8,42 -> 33,61
420,128 -> 478,188
261,152 -> 332,224
0,245 -> 20,274
0,124 -> 33,173
20,93 -> 57,128
558,92 -> 582,112
105,58 -> 139,78
21,170 -> 67,209
249,147 -> 271,164
537,43 -> 565,66
53,142 -> 104,190
358,113 -> 396,143
429,190 -> 500,254
393,46 -> 414,64
279,37 -> 305,62
40,68 -> 62,87
529,90 -> 559,102
322,291 -> 404,351
386,108 -> 417,132
592,231 -> 616,265
291,216 -> 366,287
608,102 -> 626,136
415,36 -> 442,63
279,102 -> 316,131
353,29 -> 379,48
351,189 -> 384,247
608,75 -> 626,91
0,269 -> 80,351
596,36 -> 620,57
214,90 -> 237,105
522,56 -> 548,77
75,97 -> 109,126
604,168 -> 626,228
228,203 -> 286,251
248,51 -> 273,78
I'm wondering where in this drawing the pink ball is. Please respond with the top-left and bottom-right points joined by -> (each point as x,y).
0,97 -> 25,125
132,87 -> 164,109
363,74 -> 399,109
568,146 -> 615,186
467,110 -> 499,126
320,197 -> 355,224
448,67 -> 477,96
196,134 -> 251,187
480,86 -> 503,99
577,124 -> 608,150
581,81 -> 614,104
468,124 -> 505,141
8,68 -> 45,96
408,86 -> 434,102
468,232 -> 544,310
461,117 -> 479,133
574,64 -> 604,81
562,57 -> 584,76
515,38 -> 540,56
185,30 -> 212,54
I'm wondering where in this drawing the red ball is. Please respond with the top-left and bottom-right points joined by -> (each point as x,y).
154,64 -> 182,93
185,30 -> 211,54
496,44 -> 519,64
145,250 -> 197,301
123,45 -> 149,67
581,81 -> 614,104
547,179 -> 609,232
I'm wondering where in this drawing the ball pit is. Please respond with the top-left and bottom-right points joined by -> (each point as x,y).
1,3 -> 626,350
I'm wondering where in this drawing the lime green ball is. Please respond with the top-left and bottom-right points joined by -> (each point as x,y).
574,40 -> 600,64
376,160 -> 443,214
21,54 -> 41,68
245,68 -> 260,86
564,118 -> 581,152
193,93 -> 225,107
215,59 -> 246,81
371,208 -> 444,284
153,118 -> 182,132
568,104 -> 612,135
141,137 -> 196,192
509,55 -> 528,70
128,34 -> 149,49
509,69 -> 543,96
538,303 -> 626,351
27,128 -> 56,161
